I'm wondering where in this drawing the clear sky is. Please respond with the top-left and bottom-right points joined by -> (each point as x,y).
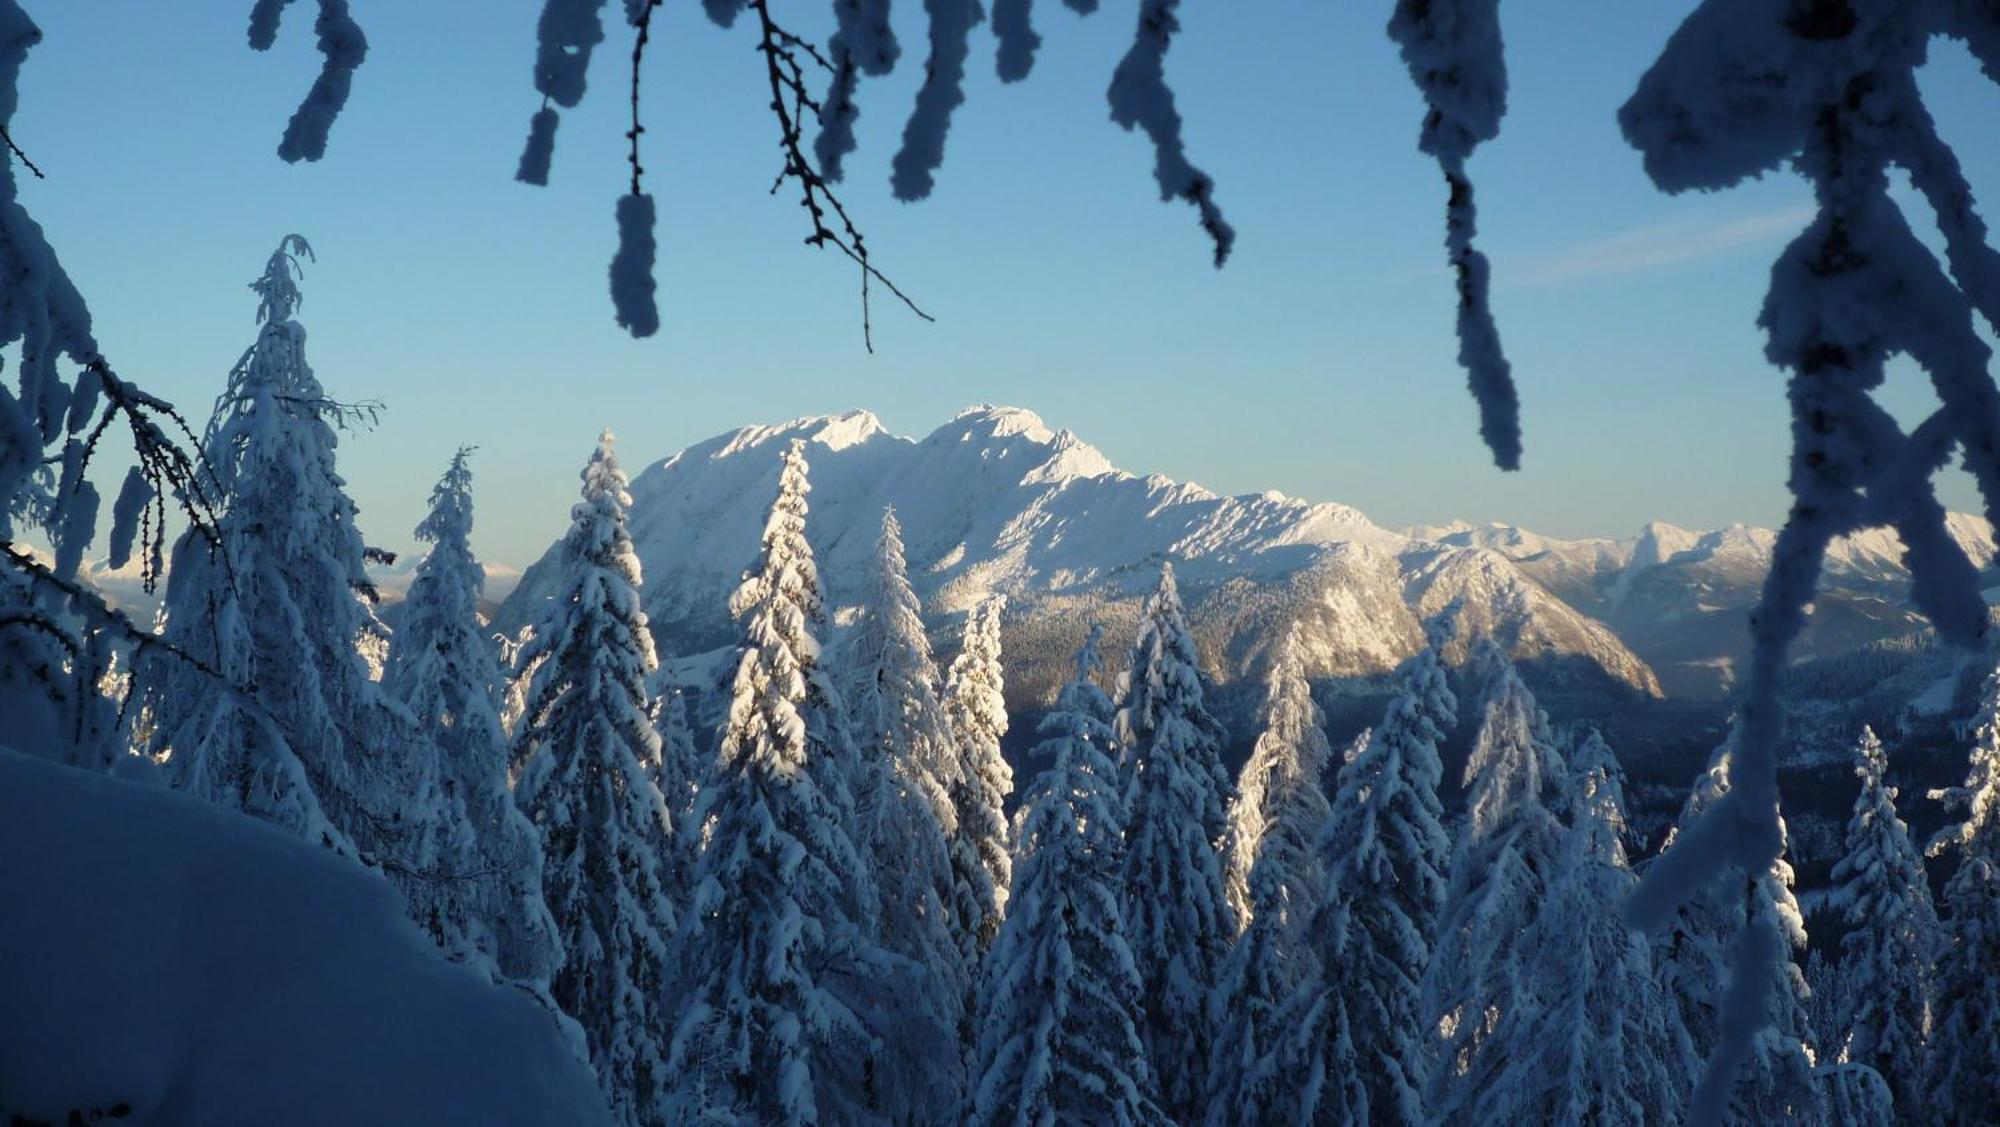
15,2 -> 2000,567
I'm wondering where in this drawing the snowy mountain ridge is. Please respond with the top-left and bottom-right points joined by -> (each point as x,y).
495,406 -> 1660,714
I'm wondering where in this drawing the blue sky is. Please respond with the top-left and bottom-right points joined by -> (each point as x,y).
16,2 -> 2000,566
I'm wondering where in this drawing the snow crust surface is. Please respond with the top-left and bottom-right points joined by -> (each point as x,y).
0,749 -> 609,1126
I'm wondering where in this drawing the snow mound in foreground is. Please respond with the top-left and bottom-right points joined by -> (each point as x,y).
0,749 -> 610,1126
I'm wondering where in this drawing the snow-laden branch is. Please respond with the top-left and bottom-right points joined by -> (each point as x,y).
1618,1 -> 2000,1118
247,0 -> 367,163
1108,0 -> 1234,267
1388,0 -> 1520,471
891,0 -> 982,202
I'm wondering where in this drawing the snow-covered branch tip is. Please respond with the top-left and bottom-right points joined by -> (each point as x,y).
611,0 -> 663,339
247,0 -> 367,163
1388,0 -> 1521,472
1108,0 -> 1234,267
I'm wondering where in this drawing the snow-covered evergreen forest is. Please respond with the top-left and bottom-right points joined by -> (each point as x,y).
6,0 -> 2000,1124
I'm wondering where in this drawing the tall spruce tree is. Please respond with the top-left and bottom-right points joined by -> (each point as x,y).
1206,625 -> 1333,1126
1826,726 -> 1937,1119
943,596 -> 1013,954
843,507 -> 967,1118
1926,664 -> 2000,1120
1423,642 -> 1568,1123
1115,561 -> 1235,1122
968,628 -> 1167,1127
1653,743 -> 1823,1124
383,447 -> 559,989
1482,730 -> 1686,1124
513,431 -> 678,1125
664,440 -> 880,1126
1220,625 -> 1332,929
1265,603 -> 1458,1125
138,235 -> 409,859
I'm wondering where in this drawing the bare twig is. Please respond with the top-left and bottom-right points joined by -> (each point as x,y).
747,0 -> 933,352
0,124 -> 44,179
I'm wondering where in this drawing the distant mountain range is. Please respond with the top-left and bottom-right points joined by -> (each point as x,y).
1414,513 -> 1997,697
496,405 -> 1992,721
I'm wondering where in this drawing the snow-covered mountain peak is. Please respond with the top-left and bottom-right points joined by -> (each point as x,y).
496,406 -> 1661,708
711,409 -> 892,459
943,404 -> 1052,440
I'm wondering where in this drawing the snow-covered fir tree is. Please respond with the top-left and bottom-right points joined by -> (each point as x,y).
1653,743 -> 1823,1124
1265,602 -> 1458,1125
138,235 -> 409,859
968,627 -> 1167,1127
1482,730 -> 1687,1124
383,447 -> 559,989
648,682 -> 701,834
1206,625 -> 1332,1126
512,431 -> 677,1125
942,595 -> 1013,955
1220,625 -> 1331,928
664,440 -> 881,1126
1115,561 -> 1235,1122
1926,664 -> 2000,1121
1423,641 -> 1569,1123
499,624 -> 540,744
1825,726 -> 1937,1118
841,507 -> 966,1117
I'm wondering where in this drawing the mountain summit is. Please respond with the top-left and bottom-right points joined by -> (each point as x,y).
496,407 -> 1661,712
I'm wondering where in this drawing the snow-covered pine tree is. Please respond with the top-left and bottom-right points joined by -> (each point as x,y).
512,430 -> 677,1125
138,235 -> 409,859
1653,742 -> 1824,1125
1423,641 -> 1568,1123
1220,624 -> 1331,928
664,440 -> 880,1126
501,623 -> 546,767
1926,664 -> 2000,1120
1481,730 -> 1686,1124
1206,625 -> 1332,1126
942,595 -> 1013,958
1265,601 -> 1458,1125
1825,726 -> 1937,1118
968,627 -> 1167,1127
1115,561 -> 1235,1122
649,681 -> 700,830
841,507 -> 966,1118
383,447 -> 559,990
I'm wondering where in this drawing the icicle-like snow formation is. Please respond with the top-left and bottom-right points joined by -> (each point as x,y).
1618,4 -> 2000,1117
891,0 -> 984,201
1108,0 -> 1234,267
992,0 -> 1040,81
1387,0 -> 1519,471
248,0 -> 368,163
517,0 -> 611,185
610,192 -> 659,337
816,0 -> 899,181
